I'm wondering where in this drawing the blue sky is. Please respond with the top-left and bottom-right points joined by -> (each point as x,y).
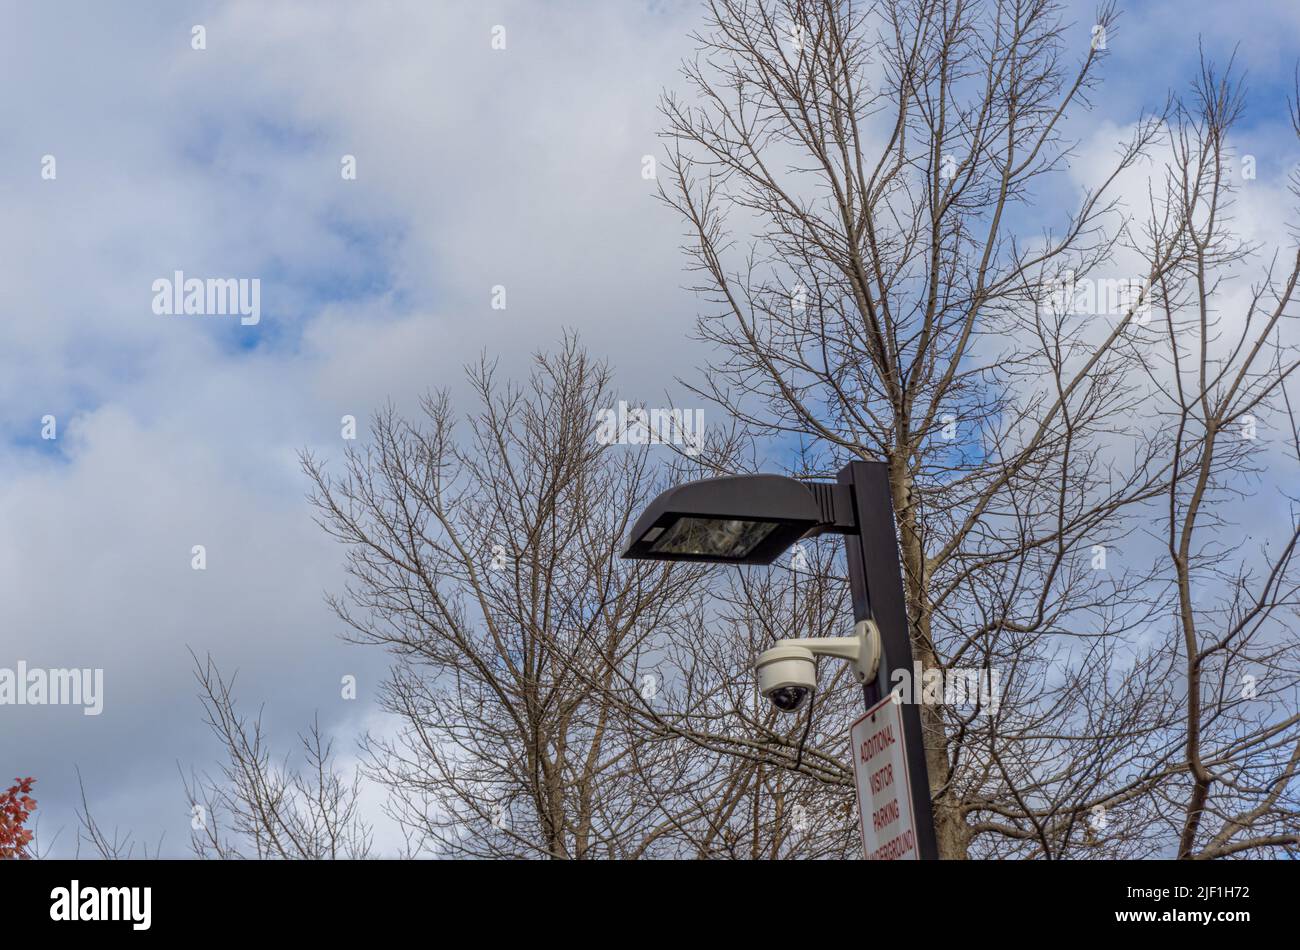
1,0 -> 1298,857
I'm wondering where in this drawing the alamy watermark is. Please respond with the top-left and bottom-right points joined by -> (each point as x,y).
594,401 -> 704,456
151,271 -> 261,325
50,880 -> 151,930
0,661 -> 103,715
889,662 -> 1002,714
1041,270 -> 1150,320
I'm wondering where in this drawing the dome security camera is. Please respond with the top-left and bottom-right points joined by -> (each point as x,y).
756,645 -> 817,712
754,620 -> 881,714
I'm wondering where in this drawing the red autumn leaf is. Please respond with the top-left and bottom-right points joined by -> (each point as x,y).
0,777 -> 38,860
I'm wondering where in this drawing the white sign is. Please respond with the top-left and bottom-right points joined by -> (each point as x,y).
850,691 -> 918,860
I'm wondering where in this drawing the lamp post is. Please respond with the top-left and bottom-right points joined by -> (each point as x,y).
621,460 -> 938,859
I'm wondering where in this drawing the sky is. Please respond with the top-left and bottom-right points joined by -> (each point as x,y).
1,0 -> 1298,858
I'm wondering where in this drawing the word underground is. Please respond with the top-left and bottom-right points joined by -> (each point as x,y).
50,881 -> 151,931
151,271 -> 261,325
0,661 -> 103,715
593,401 -> 703,456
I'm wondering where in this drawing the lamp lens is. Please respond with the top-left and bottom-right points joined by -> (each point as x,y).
648,517 -> 778,558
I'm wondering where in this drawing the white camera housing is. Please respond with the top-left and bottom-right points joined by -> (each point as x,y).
754,620 -> 881,713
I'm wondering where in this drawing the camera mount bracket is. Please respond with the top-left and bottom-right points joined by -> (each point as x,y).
756,619 -> 881,684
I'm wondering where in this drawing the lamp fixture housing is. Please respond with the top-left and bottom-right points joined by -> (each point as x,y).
621,474 -> 855,565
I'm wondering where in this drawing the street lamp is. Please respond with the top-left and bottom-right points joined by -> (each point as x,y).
621,473 -> 855,564
621,461 -> 939,859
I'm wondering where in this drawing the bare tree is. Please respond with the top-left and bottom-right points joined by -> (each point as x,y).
1137,57 -> 1300,859
302,337 -> 754,857
72,768 -> 165,860
180,653 -> 373,859
658,0 -> 1300,857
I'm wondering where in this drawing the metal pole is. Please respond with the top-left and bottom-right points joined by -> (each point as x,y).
837,460 -> 939,859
